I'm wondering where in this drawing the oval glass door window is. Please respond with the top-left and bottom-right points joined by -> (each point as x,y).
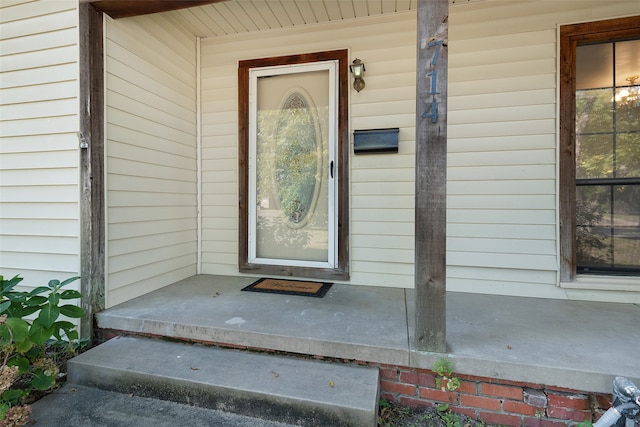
274,90 -> 322,228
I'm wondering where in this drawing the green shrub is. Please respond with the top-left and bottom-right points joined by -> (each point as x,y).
0,275 -> 84,423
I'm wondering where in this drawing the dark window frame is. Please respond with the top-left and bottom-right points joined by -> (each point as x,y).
559,16 -> 640,281
237,50 -> 350,280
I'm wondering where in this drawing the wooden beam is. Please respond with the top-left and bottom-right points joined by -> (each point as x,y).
414,0 -> 448,353
89,0 -> 225,19
79,3 -> 106,341
558,25 -> 577,283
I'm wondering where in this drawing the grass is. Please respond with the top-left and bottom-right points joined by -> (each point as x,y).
378,399 -> 484,427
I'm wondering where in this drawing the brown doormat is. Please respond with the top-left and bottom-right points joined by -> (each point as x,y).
242,278 -> 333,298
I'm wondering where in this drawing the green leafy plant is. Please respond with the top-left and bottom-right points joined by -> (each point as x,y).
439,411 -> 463,427
432,358 -> 461,412
433,358 -> 461,392
0,274 -> 84,423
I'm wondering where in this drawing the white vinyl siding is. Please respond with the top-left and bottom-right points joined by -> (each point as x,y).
105,14 -> 198,307
0,0 -> 80,288
199,1 -> 640,298
446,0 -> 640,299
200,13 -> 417,287
4,0 -> 638,306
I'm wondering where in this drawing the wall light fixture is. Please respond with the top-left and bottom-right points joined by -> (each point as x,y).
350,58 -> 366,92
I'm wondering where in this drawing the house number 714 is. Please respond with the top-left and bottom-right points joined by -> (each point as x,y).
421,39 -> 443,123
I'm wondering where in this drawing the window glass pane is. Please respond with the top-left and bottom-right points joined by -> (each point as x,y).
612,185 -> 640,269
576,89 -> 613,134
615,133 -> 640,178
255,70 -> 330,263
575,39 -> 640,275
614,40 -> 640,131
615,87 -> 640,132
614,40 -> 640,87
576,134 -> 613,178
576,186 -> 612,269
576,44 -> 613,89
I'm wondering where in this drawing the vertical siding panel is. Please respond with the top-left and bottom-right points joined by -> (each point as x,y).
105,15 -> 198,307
0,1 -> 80,289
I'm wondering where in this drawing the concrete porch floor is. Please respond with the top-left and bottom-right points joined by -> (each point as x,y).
96,275 -> 640,395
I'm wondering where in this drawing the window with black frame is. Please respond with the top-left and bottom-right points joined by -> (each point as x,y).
575,39 -> 640,275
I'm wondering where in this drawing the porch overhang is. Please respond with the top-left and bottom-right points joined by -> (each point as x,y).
85,0 -> 225,19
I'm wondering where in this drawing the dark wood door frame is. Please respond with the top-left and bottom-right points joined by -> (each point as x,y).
237,50 -> 350,281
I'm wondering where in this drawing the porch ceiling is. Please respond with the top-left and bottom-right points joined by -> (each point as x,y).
90,0 -> 491,38
92,0 -> 419,38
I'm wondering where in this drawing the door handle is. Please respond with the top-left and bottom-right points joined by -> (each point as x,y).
330,161 -> 334,179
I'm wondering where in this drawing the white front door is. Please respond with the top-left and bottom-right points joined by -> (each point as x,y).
248,61 -> 338,269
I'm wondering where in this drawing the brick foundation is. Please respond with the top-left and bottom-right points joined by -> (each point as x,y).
376,365 -> 611,427
95,329 -> 611,426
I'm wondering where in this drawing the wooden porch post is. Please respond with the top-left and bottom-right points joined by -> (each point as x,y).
415,0 -> 448,353
79,3 -> 105,341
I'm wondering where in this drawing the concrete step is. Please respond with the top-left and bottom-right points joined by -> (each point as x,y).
30,384 -> 296,427
67,336 -> 380,426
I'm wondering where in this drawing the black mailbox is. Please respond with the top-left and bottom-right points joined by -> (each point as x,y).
353,128 -> 399,154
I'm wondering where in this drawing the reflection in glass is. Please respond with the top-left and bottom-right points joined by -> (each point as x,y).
614,40 -> 640,87
576,134 -> 613,179
575,39 -> 640,274
576,44 -> 613,90
615,80 -> 640,132
615,133 -> 640,177
576,186 -> 611,270
255,71 -> 329,263
613,185 -> 640,269
576,89 -> 613,134
274,92 -> 320,227
577,184 -> 640,272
